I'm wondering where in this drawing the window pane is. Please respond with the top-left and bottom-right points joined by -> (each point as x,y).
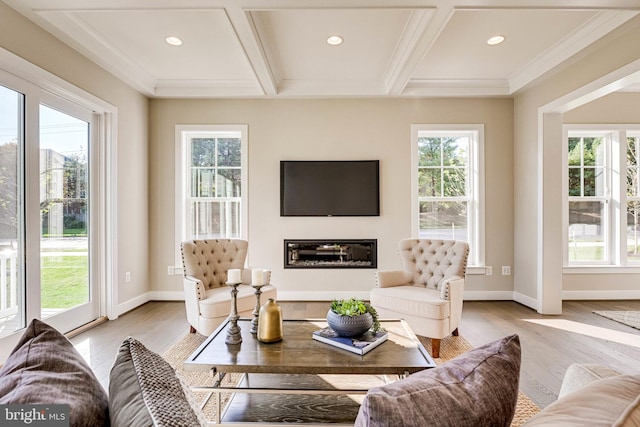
191,138 -> 216,167
567,138 -> 581,166
216,169 -> 241,197
40,105 -> 90,317
568,168 -> 581,196
583,167 -> 605,197
0,85 -> 24,337
418,168 -> 441,197
582,137 -> 604,166
568,201 -> 605,262
443,137 -> 468,167
628,137 -> 638,166
417,137 -> 441,166
419,201 -> 468,241
443,168 -> 466,197
628,137 -> 639,197
628,201 -> 640,263
190,200 -> 240,239
217,138 -> 241,167
191,168 -> 215,197
628,167 -> 638,197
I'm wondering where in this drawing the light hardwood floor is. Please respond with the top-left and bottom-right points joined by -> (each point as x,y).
71,299 -> 640,408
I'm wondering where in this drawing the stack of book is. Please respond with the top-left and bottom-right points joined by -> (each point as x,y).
312,327 -> 388,355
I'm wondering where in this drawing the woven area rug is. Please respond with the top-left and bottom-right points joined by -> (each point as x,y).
163,333 -> 539,425
594,310 -> 640,331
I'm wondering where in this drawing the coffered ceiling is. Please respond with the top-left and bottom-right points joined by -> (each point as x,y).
4,0 -> 640,98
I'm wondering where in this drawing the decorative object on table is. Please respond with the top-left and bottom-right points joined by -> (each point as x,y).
250,268 -> 270,334
327,298 -> 381,338
312,327 -> 388,355
225,269 -> 243,345
257,298 -> 283,343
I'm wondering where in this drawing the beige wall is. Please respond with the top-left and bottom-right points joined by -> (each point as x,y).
0,3 -> 150,309
514,16 -> 640,309
149,98 -> 514,299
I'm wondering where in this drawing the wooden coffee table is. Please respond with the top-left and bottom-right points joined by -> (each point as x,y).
184,318 -> 435,425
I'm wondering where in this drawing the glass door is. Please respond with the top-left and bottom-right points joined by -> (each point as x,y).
0,85 -> 25,339
39,103 -> 98,331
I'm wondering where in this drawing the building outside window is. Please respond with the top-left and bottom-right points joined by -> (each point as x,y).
412,125 -> 484,266
564,126 -> 640,266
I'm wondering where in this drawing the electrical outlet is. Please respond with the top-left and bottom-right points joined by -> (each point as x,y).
485,266 -> 492,276
125,272 -> 131,283
502,266 -> 511,276
167,266 -> 174,276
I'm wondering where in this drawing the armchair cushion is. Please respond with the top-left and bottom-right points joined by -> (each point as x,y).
355,334 -> 521,427
370,286 -> 449,320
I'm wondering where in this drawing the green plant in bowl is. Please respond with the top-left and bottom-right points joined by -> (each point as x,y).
330,298 -> 381,333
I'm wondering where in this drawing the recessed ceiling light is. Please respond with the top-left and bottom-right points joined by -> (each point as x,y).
165,36 -> 183,46
486,35 -> 505,46
326,35 -> 343,46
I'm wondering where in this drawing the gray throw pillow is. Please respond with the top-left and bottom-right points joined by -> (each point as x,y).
0,318 -> 109,427
109,336 -> 207,427
355,334 -> 521,427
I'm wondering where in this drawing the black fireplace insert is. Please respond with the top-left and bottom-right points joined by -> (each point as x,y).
284,239 -> 377,269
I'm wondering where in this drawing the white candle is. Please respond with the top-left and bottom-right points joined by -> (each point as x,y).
263,269 -> 271,284
251,269 -> 264,286
227,269 -> 241,284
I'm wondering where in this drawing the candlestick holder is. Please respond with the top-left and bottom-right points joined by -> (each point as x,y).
250,283 -> 266,334
225,281 -> 243,345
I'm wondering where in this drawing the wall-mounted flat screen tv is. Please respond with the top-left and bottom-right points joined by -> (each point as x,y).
280,160 -> 380,217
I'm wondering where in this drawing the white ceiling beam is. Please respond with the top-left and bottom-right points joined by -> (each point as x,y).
225,5 -> 277,96
509,10 -> 639,93
387,5 -> 455,95
382,9 -> 436,95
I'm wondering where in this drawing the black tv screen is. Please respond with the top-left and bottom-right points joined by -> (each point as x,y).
280,160 -> 380,217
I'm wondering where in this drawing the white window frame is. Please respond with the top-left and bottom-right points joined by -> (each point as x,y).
411,124 -> 485,267
563,124 -> 640,269
174,125 -> 248,265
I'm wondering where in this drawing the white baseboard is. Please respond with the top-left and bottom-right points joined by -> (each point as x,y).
117,289 -> 640,317
147,291 -> 185,301
116,292 -> 152,317
562,290 -> 640,300
513,292 -> 540,311
463,291 -> 514,301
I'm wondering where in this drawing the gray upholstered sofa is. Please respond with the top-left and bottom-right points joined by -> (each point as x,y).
2,320 -> 638,427
0,319 -> 208,427
522,363 -> 640,426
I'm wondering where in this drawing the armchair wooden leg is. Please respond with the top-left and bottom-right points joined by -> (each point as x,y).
452,328 -> 459,336
189,325 -> 196,334
431,338 -> 441,358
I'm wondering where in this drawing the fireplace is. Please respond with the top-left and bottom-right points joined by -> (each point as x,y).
284,239 -> 377,269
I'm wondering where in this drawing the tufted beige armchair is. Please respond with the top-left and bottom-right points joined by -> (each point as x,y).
180,239 -> 277,335
370,239 -> 469,358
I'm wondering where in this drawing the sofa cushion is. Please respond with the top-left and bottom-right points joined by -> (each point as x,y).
0,318 -> 109,427
355,334 -> 521,427
109,336 -> 207,427
558,363 -> 621,399
522,374 -> 640,427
